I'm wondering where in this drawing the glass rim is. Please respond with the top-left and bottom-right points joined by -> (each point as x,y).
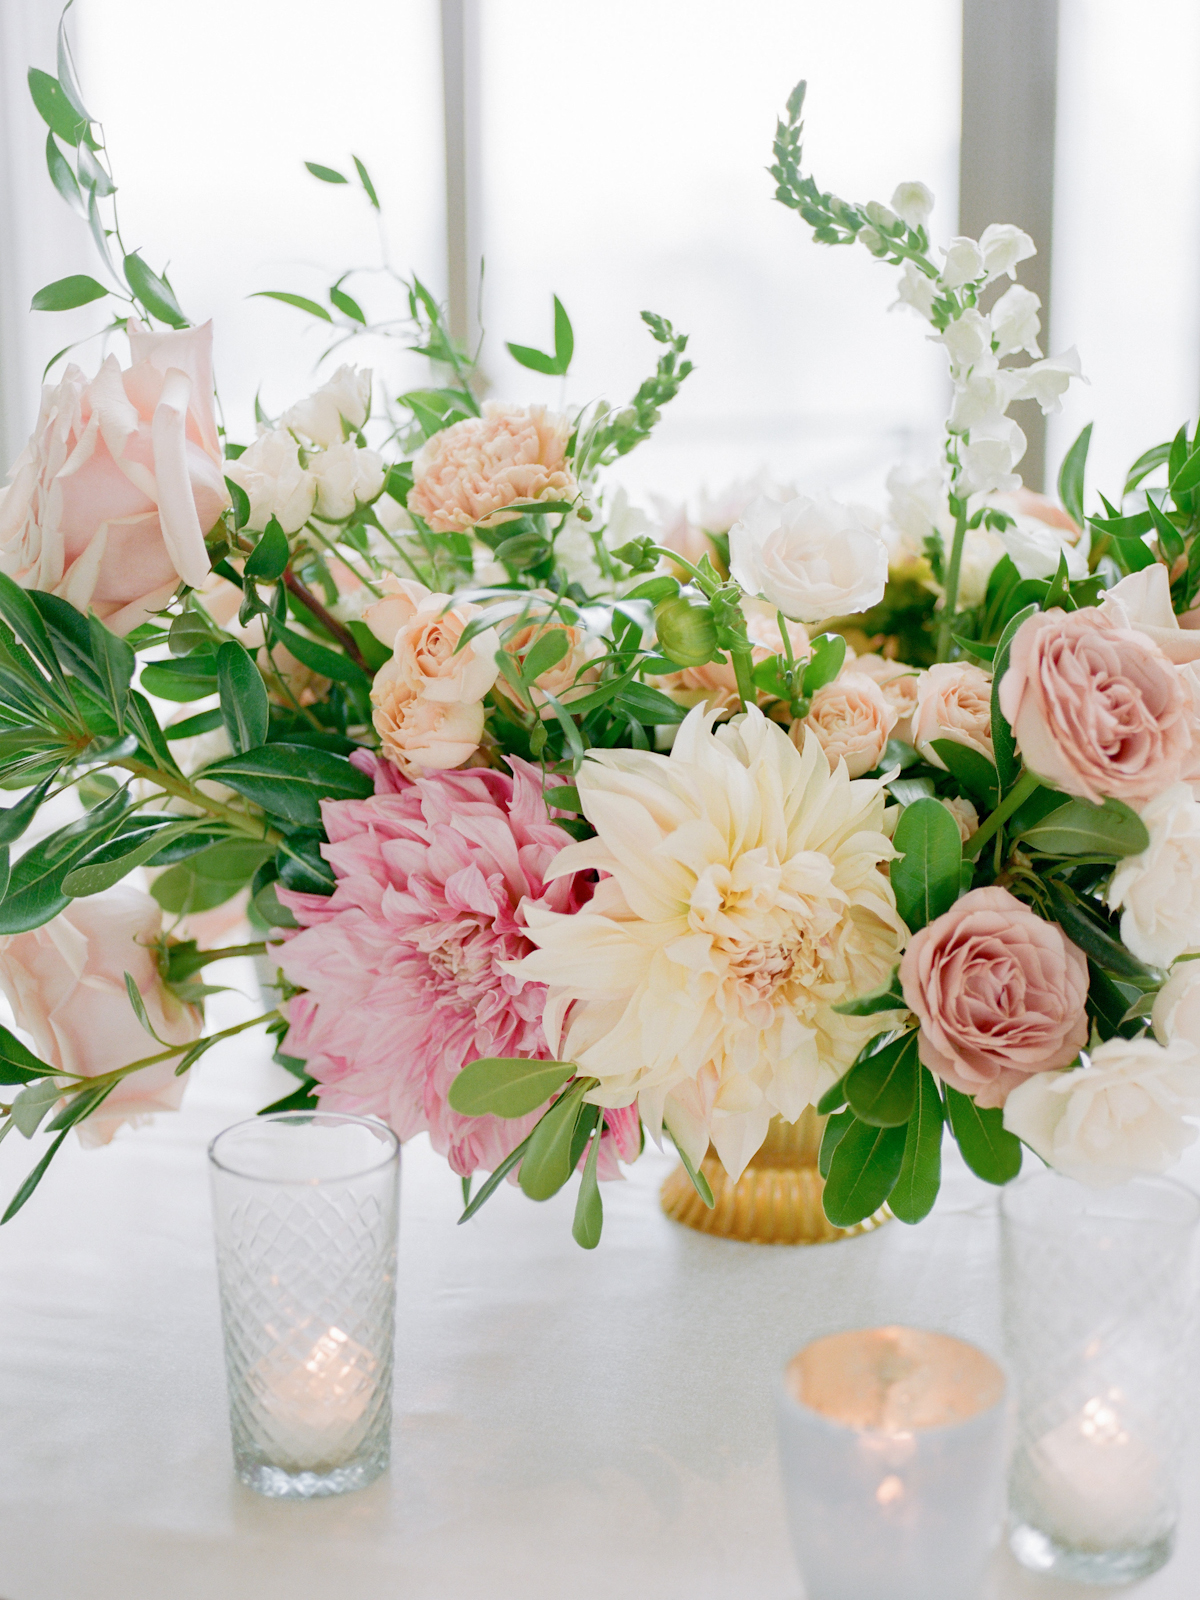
1000,1167 -> 1200,1230
207,1110 -> 400,1184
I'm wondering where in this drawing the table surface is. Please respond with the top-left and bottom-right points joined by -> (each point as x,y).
1,966 -> 1198,1600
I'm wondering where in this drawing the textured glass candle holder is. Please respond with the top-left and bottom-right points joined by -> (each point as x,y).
1002,1171 -> 1199,1585
776,1326 -> 1008,1600
209,1111 -> 400,1499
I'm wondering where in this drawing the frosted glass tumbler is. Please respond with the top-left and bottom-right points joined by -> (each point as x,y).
209,1111 -> 400,1498
1003,1171 -> 1199,1584
776,1325 -> 1008,1600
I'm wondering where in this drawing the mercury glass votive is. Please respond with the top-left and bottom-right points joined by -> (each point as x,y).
1002,1171 -> 1199,1584
776,1325 -> 1008,1600
209,1111 -> 400,1499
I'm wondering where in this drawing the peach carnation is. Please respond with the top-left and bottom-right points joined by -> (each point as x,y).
408,403 -> 577,533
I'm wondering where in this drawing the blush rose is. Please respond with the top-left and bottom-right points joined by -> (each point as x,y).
899,885 -> 1089,1107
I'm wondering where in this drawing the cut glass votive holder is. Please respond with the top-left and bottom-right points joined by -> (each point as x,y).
209,1111 -> 400,1499
776,1325 -> 1008,1600
1002,1170 -> 1199,1585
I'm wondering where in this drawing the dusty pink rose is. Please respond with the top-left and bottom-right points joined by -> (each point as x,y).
408,402 -> 577,533
0,321 -> 226,633
999,606 -> 1191,804
276,753 -> 638,1177
853,654 -> 920,742
913,661 -> 995,768
795,672 -> 898,777
0,886 -> 200,1147
900,886 -> 1089,1107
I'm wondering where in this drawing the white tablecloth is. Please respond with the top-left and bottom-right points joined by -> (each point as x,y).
1,975 -> 1197,1600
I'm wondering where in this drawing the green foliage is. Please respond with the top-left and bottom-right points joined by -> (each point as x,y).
890,1068 -> 944,1224
447,1057 -> 575,1119
217,641 -> 270,755
1018,797 -> 1149,859
890,798 -> 962,932
944,1087 -> 1022,1184
574,313 -> 694,475
507,295 -> 574,377
1057,422 -> 1092,530
518,1079 -> 592,1201
31,274 -> 108,312
822,1116 -> 907,1227
200,743 -> 373,827
845,1030 -> 920,1127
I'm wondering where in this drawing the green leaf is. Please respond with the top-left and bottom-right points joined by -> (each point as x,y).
250,291 -> 333,323
928,739 -> 998,809
200,742 -> 372,827
0,1024 -> 54,1084
163,707 -> 223,741
448,1056 -> 574,1119
258,1077 -> 320,1111
266,616 -> 368,688
62,817 -> 203,897
1044,880 -> 1155,982
152,836 -> 274,917
88,614 -> 134,733
139,656 -> 219,701
76,141 -> 114,198
47,1079 -> 115,1132
217,640 -> 269,755
123,254 -> 187,329
305,161 -> 348,184
27,68 -> 89,144
1145,493 -> 1185,565
822,1118 -> 906,1227
991,603 -> 1038,791
800,633 -> 847,696
11,1078 -> 63,1137
329,284 -> 366,324
670,1132 -> 715,1208
818,1107 -> 855,1178
352,155 -> 380,209
2,1129 -> 69,1223
244,518 -> 290,583
817,1074 -> 848,1113
56,11 -> 92,124
890,798 -> 962,932
44,132 -> 84,214
457,1135 -> 533,1223
30,273 -> 108,313
1123,441 -> 1172,498
845,1030 -> 919,1126
507,343 -> 561,377
1057,421 -> 1091,531
831,970 -> 906,1016
1171,441 -> 1200,496
519,1080 -> 589,1200
890,1067 -> 945,1224
519,629 -> 569,685
944,1086 -> 1022,1184
0,793 -> 130,933
124,971 -> 166,1043
0,776 -> 54,849
1019,796 -> 1149,859
572,1115 -> 605,1249
225,476 -> 251,532
553,295 -> 574,371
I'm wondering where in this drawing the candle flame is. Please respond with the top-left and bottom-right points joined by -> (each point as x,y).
876,1474 -> 905,1507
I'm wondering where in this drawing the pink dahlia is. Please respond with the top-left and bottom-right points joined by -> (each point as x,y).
276,752 -> 639,1178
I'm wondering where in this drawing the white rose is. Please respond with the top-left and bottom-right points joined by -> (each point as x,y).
990,284 -> 1043,359
1107,784 -> 1200,966
281,365 -> 372,448
892,259 -> 938,322
890,181 -> 934,229
1012,349 -> 1085,415
1153,960 -> 1200,1049
937,309 -> 994,375
729,494 -> 889,623
956,416 -> 1027,497
310,442 -> 385,521
979,223 -> 1036,283
695,470 -> 799,535
226,428 -> 316,534
940,237 -> 985,290
1003,1037 -> 1200,1187
1001,512 -> 1088,582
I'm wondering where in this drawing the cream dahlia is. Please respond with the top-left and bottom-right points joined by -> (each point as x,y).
509,704 -> 907,1181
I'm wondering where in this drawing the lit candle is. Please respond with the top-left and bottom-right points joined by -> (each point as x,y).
252,1321 -> 377,1472
1020,1391 -> 1169,1550
776,1326 -> 1007,1600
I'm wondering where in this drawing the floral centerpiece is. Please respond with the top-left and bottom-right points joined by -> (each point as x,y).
2,33 -> 1200,1248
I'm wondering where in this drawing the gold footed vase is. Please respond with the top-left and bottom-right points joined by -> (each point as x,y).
660,1108 -> 891,1245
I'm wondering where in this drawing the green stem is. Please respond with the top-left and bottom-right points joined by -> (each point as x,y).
45,1009 -> 281,1095
936,500 -> 969,662
730,646 -> 756,713
190,942 -> 268,967
113,758 -> 282,845
962,768 -> 1040,860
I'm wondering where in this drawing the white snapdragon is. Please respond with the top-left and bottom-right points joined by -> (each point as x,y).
940,237 -> 986,289
893,259 -> 938,321
1013,349 -> 1086,415
1003,1037 -> 1200,1187
937,309 -> 994,375
282,366 -> 372,448
890,181 -> 934,229
990,284 -> 1043,359
956,416 -> 1027,497
1001,512 -> 1088,582
729,493 -> 889,622
979,223 -> 1036,283
1107,785 -> 1200,967
948,368 -> 1024,434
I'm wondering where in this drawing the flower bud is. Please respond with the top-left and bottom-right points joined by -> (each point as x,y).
864,200 -> 898,232
654,596 -> 718,668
